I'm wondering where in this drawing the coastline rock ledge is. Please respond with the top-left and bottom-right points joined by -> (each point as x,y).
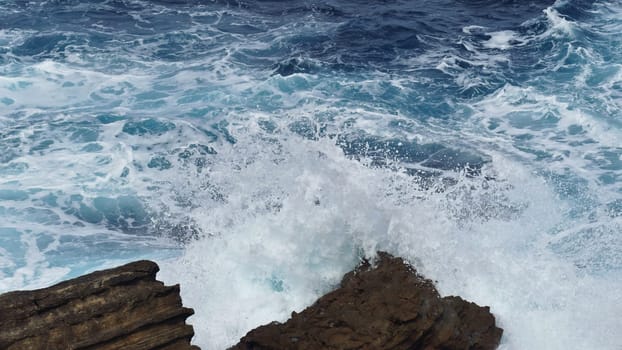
0,252 -> 502,350
231,252 -> 503,350
0,260 -> 198,350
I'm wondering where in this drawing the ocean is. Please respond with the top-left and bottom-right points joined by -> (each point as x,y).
0,0 -> 621,348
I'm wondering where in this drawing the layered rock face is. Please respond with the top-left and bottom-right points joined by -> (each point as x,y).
0,260 -> 198,350
232,252 -> 502,350
0,253 -> 502,350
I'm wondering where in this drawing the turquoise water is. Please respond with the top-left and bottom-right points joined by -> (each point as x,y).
0,0 -> 621,348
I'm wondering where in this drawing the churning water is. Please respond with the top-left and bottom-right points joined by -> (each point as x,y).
0,0 -> 621,348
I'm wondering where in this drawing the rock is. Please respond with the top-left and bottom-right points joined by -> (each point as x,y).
0,260 -> 199,350
231,252 -> 502,350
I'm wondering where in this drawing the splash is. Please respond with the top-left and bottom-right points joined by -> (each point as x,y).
0,0 -> 621,349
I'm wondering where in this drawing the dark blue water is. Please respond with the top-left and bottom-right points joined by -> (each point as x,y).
1,0 -> 621,348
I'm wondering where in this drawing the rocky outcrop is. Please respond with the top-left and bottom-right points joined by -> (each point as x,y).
232,252 -> 502,350
0,253 -> 502,350
0,260 -> 199,350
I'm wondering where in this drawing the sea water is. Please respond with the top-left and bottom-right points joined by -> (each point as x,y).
0,0 -> 621,349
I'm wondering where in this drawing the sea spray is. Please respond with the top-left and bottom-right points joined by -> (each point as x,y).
1,0 -> 621,348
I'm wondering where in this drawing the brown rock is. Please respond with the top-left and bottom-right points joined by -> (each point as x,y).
231,252 -> 502,350
0,260 -> 200,350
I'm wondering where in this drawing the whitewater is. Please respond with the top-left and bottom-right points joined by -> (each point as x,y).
0,0 -> 621,348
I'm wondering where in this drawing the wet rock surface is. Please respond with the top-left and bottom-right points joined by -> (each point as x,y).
0,260 -> 199,350
232,252 -> 502,350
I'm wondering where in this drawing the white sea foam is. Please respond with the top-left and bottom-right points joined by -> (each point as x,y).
544,6 -> 576,38
483,30 -> 523,50
470,82 -> 622,200
1,1 -> 621,349
153,130 -> 622,350
0,230 -> 70,292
